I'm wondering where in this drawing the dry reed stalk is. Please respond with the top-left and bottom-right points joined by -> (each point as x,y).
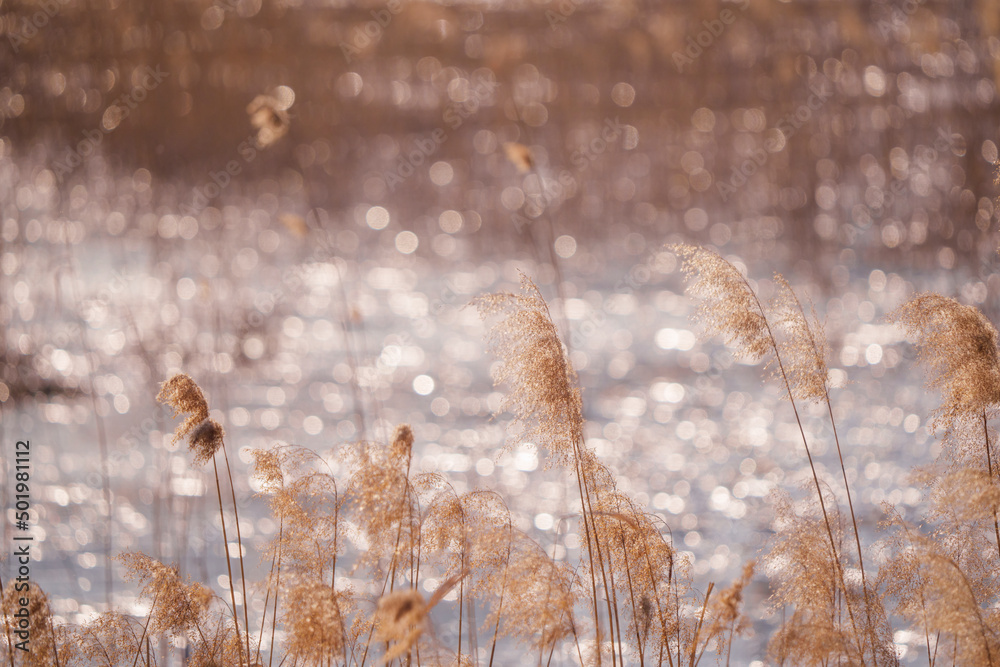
218,437 -> 253,664
421,481 -> 472,663
253,443 -> 352,664
688,583 -> 714,667
772,274 -> 881,661
671,244 -> 870,662
889,295 -> 1000,560
879,510 -> 942,666
474,273 -> 613,663
267,520 -> 283,667
373,570 -> 468,664
156,374 -> 246,666
345,425 -> 420,667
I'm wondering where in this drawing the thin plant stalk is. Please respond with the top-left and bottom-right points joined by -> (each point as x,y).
981,410 -> 1000,561
130,591 -> 159,667
743,281 -> 866,662
268,520 -> 283,667
211,455 -> 245,667
360,443 -> 414,667
457,512 -> 465,664
487,515 -> 512,667
572,447 -> 613,667
784,286 -> 879,662
635,524 -> 675,667
780,294 -> 878,664
219,441 -> 252,664
617,521 -> 645,666
576,449 -> 625,667
774,355 -> 865,661
256,521 -> 281,667
896,520 -> 937,667
687,583 -> 714,667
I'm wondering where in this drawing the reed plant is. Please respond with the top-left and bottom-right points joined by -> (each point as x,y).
5,245 -> 1000,666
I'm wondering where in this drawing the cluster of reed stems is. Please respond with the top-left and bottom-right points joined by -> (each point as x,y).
2,244 -> 1000,666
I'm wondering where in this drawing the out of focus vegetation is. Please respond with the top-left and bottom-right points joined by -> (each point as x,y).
3,0 -> 1000,664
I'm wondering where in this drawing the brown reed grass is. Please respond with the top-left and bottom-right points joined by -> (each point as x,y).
157,374 -> 250,665
671,243 -> 885,664
14,253 -> 1000,667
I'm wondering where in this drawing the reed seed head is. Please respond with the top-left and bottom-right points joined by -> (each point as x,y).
157,373 -> 210,442
772,274 -> 829,402
474,272 -> 583,468
285,582 -> 347,665
374,589 -> 427,661
503,142 -> 533,172
671,243 -> 774,362
888,293 -> 1000,432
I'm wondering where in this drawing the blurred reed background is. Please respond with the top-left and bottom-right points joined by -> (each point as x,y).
1,0 -> 1000,664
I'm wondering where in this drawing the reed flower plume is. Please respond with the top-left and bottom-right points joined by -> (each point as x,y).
889,293 -> 1000,560
929,467 -> 1000,525
588,485 -> 684,664
374,589 -> 428,662
117,552 -> 214,639
670,244 -> 773,362
473,272 -> 583,468
674,244 -> 887,664
73,612 -> 146,667
342,424 -> 419,573
771,274 -> 829,402
284,582 -> 349,666
880,510 -> 1000,666
1,582 -> 62,667
693,561 -> 756,665
888,294 -> 1000,434
247,90 -> 292,147
157,373 -> 223,465
420,479 -> 481,663
710,560 -> 756,636
186,621 -> 244,667
764,494 -> 865,665
487,533 -> 579,657
374,573 -> 465,663
251,445 -> 342,580
156,373 -> 249,663
773,273 -> 880,651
